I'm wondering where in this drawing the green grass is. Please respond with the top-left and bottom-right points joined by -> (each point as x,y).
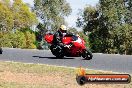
0,61 -> 131,88
0,61 -> 115,75
0,61 -> 76,75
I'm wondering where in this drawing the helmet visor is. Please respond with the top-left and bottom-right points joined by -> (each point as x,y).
61,30 -> 67,33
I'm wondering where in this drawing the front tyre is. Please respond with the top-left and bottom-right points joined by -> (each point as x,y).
82,49 -> 93,60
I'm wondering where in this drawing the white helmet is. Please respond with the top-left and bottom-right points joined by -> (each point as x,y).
60,25 -> 67,30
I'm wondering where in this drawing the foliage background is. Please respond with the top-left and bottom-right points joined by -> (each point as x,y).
76,0 -> 132,55
0,0 -> 132,54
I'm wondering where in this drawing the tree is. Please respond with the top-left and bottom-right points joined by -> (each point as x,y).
68,27 -> 78,34
0,32 -> 12,47
76,5 -> 106,53
34,0 -> 72,31
24,30 -> 36,49
99,0 -> 131,54
12,0 -> 38,30
76,0 -> 132,54
124,0 -> 132,24
78,32 -> 90,49
36,23 -> 48,42
117,24 -> 132,54
0,1 -> 13,31
11,30 -> 26,48
0,0 -> 38,31
0,0 -> 38,49
0,0 -> 37,31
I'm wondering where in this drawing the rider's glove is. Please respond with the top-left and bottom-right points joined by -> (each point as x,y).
64,45 -> 71,49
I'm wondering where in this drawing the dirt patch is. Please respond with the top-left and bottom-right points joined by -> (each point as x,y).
0,71 -> 64,86
0,71 -> 128,88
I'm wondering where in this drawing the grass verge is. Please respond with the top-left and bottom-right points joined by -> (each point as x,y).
0,61 -> 131,88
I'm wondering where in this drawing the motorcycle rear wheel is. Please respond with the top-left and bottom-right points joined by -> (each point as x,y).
50,45 -> 64,58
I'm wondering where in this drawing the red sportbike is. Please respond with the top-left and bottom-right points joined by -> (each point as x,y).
44,33 -> 93,60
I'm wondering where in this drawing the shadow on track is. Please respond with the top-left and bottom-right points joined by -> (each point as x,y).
32,56 -> 75,59
81,59 -> 91,60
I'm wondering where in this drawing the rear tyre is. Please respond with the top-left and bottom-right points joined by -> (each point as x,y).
50,45 -> 64,58
82,49 -> 93,60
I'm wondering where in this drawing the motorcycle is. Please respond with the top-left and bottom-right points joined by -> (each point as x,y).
44,33 -> 93,60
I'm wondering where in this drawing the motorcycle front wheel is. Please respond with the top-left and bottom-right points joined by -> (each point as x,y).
82,49 -> 93,60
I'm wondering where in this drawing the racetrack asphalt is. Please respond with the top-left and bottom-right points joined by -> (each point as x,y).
0,48 -> 132,73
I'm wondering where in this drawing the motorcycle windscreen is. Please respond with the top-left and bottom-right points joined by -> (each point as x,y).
44,34 -> 53,44
62,37 -> 72,45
